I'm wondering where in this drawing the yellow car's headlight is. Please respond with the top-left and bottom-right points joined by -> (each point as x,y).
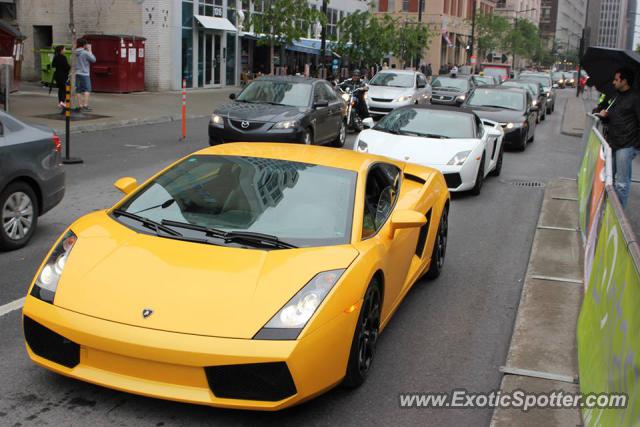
31,230 -> 77,303
254,269 -> 345,340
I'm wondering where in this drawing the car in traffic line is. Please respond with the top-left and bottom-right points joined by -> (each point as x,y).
474,75 -> 500,86
366,69 -> 432,118
463,86 -> 537,151
430,75 -> 476,106
518,73 -> 555,115
0,112 -> 65,251
563,71 -> 576,88
501,79 -> 547,122
354,105 -> 504,195
208,76 -> 346,147
22,142 -> 450,411
552,71 -> 566,88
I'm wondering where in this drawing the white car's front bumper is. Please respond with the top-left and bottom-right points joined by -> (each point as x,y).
367,98 -> 414,116
419,160 -> 481,192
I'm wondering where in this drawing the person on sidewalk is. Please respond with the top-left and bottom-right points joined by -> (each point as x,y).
597,67 -> 640,208
51,45 -> 70,113
74,38 -> 96,112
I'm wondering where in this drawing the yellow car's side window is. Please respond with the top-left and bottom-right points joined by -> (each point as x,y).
362,163 -> 400,239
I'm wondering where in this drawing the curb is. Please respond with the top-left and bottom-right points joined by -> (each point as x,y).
560,98 -> 584,137
57,114 -> 211,135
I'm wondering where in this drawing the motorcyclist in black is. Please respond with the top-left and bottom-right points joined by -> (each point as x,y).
339,69 -> 370,119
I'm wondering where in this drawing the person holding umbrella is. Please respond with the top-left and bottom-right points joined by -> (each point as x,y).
597,67 -> 640,207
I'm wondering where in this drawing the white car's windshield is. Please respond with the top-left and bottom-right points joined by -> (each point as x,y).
375,108 -> 475,139
369,72 -> 414,88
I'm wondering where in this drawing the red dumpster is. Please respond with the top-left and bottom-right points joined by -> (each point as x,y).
81,34 -> 146,93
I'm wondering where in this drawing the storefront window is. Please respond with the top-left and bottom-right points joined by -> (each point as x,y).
182,0 -> 193,27
227,33 -> 236,86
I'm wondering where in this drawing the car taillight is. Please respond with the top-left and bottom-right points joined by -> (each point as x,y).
53,133 -> 62,153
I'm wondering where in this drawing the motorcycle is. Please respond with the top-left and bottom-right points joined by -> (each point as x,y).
337,84 -> 368,133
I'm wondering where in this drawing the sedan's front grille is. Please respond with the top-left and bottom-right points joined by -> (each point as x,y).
443,173 -> 462,189
229,119 -> 265,131
370,106 -> 394,113
432,95 -> 454,101
205,362 -> 297,401
371,97 -> 393,102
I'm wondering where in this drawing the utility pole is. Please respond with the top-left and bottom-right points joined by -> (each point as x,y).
577,0 -> 591,97
512,16 -> 517,74
320,0 -> 327,79
469,0 -> 476,74
415,0 -> 424,70
69,0 -> 76,108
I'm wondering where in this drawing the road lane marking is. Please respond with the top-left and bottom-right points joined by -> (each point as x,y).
0,297 -> 25,317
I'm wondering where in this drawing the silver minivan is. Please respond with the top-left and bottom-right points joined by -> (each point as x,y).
366,70 -> 432,118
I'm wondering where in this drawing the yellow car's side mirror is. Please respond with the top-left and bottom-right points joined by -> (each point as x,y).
114,177 -> 138,195
388,210 -> 427,239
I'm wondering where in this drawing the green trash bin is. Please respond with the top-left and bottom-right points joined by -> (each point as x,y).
40,45 -> 72,87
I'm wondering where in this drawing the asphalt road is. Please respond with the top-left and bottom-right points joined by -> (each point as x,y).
0,89 -> 584,426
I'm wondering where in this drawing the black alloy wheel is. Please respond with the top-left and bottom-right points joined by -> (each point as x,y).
489,144 -> 504,177
343,280 -> 382,388
424,205 -> 448,280
470,153 -> 485,196
334,120 -> 347,147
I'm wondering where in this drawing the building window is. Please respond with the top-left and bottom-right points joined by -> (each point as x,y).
182,1 -> 194,87
403,0 -> 409,12
327,8 -> 338,40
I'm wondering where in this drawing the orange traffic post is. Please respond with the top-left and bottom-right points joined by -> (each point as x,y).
63,81 -> 83,164
181,79 -> 186,140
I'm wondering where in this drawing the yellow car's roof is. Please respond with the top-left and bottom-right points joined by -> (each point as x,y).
196,142 -> 403,173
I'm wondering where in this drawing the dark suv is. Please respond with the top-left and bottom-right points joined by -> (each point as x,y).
0,112 -> 65,250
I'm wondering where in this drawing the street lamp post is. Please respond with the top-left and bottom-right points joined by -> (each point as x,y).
469,0 -> 476,74
320,0 -> 328,79
510,8 -> 536,74
414,0 -> 425,70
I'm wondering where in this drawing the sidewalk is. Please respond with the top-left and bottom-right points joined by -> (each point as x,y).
7,82 -> 237,134
491,179 -> 583,426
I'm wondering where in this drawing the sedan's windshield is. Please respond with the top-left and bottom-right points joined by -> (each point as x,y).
553,72 -> 564,79
521,75 -> 551,90
115,155 -> 357,247
369,72 -> 414,88
375,108 -> 475,139
237,80 -> 312,107
432,77 -> 470,91
475,76 -> 495,85
466,89 -> 525,111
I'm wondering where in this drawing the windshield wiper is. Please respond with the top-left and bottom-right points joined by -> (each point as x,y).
263,101 -> 286,106
225,231 -> 298,249
475,104 -> 520,111
132,199 -> 175,215
378,128 -> 399,135
161,219 -> 297,249
423,133 -> 450,139
113,209 -> 182,237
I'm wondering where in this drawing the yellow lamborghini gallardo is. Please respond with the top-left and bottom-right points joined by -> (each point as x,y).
22,143 -> 450,410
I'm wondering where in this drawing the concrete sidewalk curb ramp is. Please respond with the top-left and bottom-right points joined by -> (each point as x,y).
561,97 -> 587,137
490,178 -> 583,426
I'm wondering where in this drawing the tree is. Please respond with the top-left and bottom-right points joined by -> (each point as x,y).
335,11 -> 396,69
471,12 -> 511,61
249,0 -> 325,74
392,19 -> 433,68
507,18 -> 540,62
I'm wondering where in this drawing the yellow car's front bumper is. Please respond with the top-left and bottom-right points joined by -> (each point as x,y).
22,296 -> 358,410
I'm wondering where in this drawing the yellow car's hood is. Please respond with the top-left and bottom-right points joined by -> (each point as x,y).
53,212 -> 358,339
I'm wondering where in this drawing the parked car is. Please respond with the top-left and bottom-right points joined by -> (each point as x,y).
519,73 -> 555,114
366,70 -> 432,118
501,80 -> 547,122
463,86 -> 537,151
354,105 -> 504,195
0,112 -> 65,250
430,75 -> 476,106
209,76 -> 346,147
23,142 -> 450,410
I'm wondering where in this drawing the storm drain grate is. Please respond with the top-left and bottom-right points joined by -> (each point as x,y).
505,180 -> 546,188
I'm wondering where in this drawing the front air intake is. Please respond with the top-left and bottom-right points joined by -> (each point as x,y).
23,316 -> 80,368
205,362 -> 297,401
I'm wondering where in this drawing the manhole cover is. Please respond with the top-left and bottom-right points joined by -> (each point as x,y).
33,112 -> 111,121
507,180 -> 546,188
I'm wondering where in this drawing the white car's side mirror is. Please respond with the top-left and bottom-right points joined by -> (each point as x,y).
362,118 -> 375,129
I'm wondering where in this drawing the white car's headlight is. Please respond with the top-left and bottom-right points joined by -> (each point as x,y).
341,93 -> 350,102
357,140 -> 369,152
395,95 -> 412,103
447,150 -> 471,166
255,269 -> 345,339
272,120 -> 298,129
532,99 -> 537,106
211,114 -> 224,127
31,230 -> 77,303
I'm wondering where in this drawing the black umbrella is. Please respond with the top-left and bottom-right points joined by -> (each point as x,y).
581,47 -> 640,96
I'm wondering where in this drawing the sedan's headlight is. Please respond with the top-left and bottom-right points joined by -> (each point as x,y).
394,95 -> 412,103
341,93 -> 350,102
272,120 -> 298,130
254,269 -> 345,340
31,230 -> 77,303
447,150 -> 471,166
456,95 -> 466,102
558,79 -> 564,83
357,140 -> 369,152
506,122 -> 515,129
532,99 -> 537,106
211,114 -> 224,127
